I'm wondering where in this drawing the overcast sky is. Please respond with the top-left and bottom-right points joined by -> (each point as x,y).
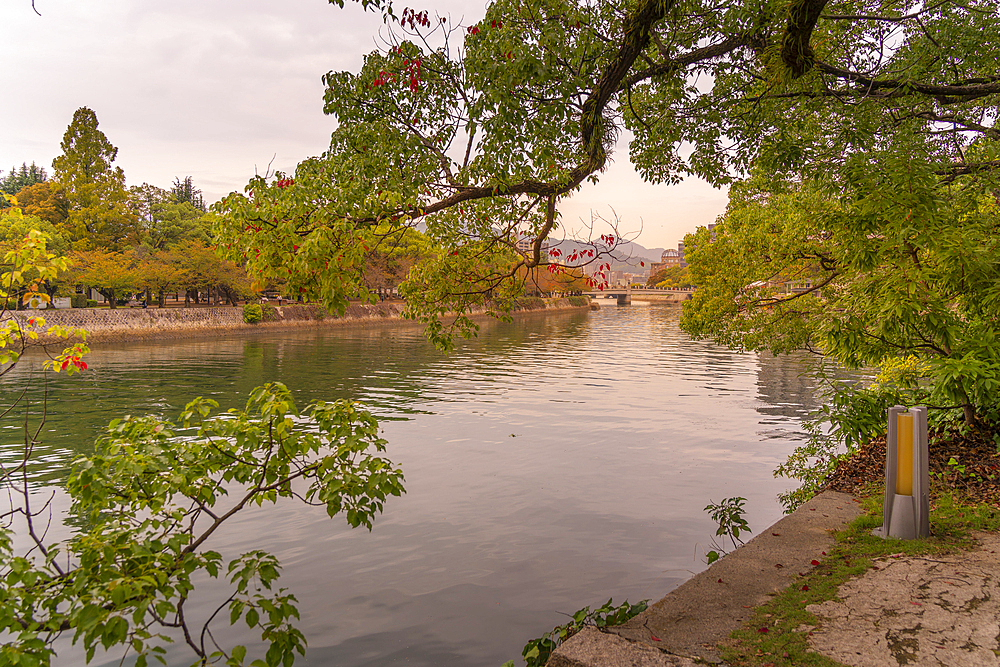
1,0 -> 728,250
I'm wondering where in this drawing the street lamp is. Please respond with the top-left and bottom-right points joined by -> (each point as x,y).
874,406 -> 929,540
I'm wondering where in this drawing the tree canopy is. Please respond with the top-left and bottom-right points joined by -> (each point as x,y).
215,0 -> 998,346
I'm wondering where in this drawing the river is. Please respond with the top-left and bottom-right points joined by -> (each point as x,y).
0,301 -> 823,666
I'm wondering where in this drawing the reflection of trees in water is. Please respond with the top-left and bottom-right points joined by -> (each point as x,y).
755,351 -> 822,420
0,310 -> 595,483
755,351 -> 872,420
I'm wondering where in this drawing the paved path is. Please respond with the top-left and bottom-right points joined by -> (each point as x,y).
805,532 -> 1000,666
550,491 -> 861,666
548,491 -> 1000,667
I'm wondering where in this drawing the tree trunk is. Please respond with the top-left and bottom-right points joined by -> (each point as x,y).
963,403 -> 977,429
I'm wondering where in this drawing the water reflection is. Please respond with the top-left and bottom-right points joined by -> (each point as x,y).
1,303 -> 823,667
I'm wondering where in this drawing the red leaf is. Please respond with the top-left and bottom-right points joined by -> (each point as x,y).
757,627 -> 769,634
650,635 -> 660,642
801,585 -> 809,591
811,560 -> 820,566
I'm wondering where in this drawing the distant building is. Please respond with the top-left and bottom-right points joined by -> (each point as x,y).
516,236 -> 549,256
661,248 -> 682,268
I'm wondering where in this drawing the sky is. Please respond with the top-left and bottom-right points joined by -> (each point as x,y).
1,0 -> 729,251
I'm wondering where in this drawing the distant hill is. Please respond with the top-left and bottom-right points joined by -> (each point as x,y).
547,238 -> 665,273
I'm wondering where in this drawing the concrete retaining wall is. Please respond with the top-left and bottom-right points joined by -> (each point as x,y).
12,298 -> 588,343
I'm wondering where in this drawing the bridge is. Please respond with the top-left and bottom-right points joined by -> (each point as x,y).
583,286 -> 694,305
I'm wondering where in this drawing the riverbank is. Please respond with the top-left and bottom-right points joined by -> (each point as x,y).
544,426 -> 1000,667
13,296 -> 593,344
549,489 -> 1000,667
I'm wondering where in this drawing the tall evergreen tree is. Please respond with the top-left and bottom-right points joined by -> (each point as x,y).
51,107 -> 138,250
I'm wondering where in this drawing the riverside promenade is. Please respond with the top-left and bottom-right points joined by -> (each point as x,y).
550,491 -> 1000,667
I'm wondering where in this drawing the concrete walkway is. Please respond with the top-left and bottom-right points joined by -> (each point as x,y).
548,491 -> 1000,666
549,491 -> 863,666
804,531 -> 1000,666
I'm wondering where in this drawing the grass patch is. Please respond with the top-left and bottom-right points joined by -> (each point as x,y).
719,490 -> 1000,666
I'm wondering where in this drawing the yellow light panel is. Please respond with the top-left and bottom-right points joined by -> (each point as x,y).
896,413 -> 914,496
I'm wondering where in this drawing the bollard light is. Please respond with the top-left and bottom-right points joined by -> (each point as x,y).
874,406 -> 929,540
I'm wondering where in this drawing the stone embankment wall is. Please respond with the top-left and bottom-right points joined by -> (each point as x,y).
14,298 -> 588,344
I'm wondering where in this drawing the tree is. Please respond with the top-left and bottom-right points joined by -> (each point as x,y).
1,382 -> 403,666
52,107 -> 139,251
647,265 -> 691,289
72,249 -> 138,308
0,238 -> 403,663
668,0 -> 1000,432
0,197 -> 73,310
0,197 -> 88,369
0,210 -> 69,258
130,183 -> 212,250
2,179 -> 402,667
215,0 -> 998,349
171,175 -> 206,212
12,182 -> 70,230
682,162 -> 1000,429
128,246 -> 182,307
167,240 -> 255,306
0,162 -> 47,196
361,225 -> 430,298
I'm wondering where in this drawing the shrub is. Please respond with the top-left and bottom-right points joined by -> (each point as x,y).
86,299 -> 98,308
243,303 -> 263,324
504,599 -> 648,667
566,295 -> 590,307
516,296 -> 547,311
261,303 -> 278,322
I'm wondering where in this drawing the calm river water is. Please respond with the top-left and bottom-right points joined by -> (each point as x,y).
1,302 -> 822,666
